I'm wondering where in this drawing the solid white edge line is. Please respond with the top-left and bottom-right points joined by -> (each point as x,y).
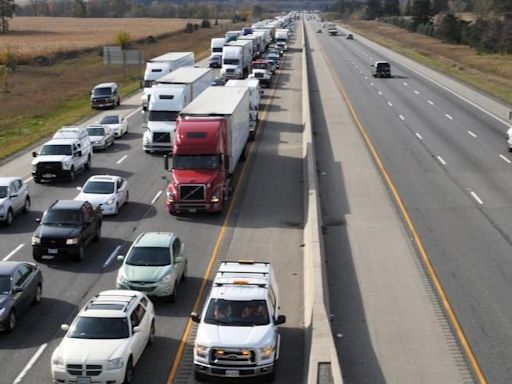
415,132 -> 423,140
125,107 -> 142,119
500,154 -> 511,164
13,343 -> 48,384
467,130 -> 477,138
3,244 -> 24,261
23,177 -> 33,183
470,191 -> 484,205
370,83 -> 375,87
399,115 -> 405,121
116,155 -> 128,165
103,245 -> 122,269
428,100 -> 434,105
151,190 -> 163,204
446,114 -> 454,120
436,156 -> 447,165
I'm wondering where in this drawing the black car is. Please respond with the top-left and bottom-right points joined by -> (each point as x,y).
0,261 -> 43,332
211,77 -> 226,86
32,200 -> 102,262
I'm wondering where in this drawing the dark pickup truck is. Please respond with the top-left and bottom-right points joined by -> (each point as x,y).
32,200 -> 102,262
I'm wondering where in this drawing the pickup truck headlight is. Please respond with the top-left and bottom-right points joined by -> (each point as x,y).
66,237 -> 79,245
195,344 -> 208,358
260,345 -> 275,360
32,236 -> 41,245
31,164 -> 37,172
52,356 -> 64,368
106,357 -> 124,370
160,272 -> 173,283
62,161 -> 72,170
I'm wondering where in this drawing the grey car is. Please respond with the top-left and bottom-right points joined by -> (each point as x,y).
0,177 -> 31,226
0,261 -> 43,332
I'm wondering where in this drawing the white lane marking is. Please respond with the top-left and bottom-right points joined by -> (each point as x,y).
428,100 -> 434,105
399,115 -> 405,120
125,107 -> 142,119
24,177 -> 33,183
387,101 -> 393,107
436,156 -> 447,165
378,91 -> 383,95
3,244 -> 24,261
500,154 -> 511,164
446,114 -> 454,120
370,82 -> 375,87
151,190 -> 162,204
403,82 -> 408,87
414,90 -> 420,95
364,76 -> 368,80
355,65 -> 358,69
103,245 -> 122,268
13,344 -> 48,384
415,132 -> 423,140
116,155 -> 127,165
470,191 -> 484,205
467,130 -> 477,138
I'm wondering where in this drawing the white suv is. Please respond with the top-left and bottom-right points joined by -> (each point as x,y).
51,290 -> 155,384
0,177 -> 30,226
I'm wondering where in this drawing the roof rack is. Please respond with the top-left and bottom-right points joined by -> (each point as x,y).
214,281 -> 267,288
85,292 -> 138,313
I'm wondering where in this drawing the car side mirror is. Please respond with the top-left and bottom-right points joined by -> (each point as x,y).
175,256 -> 183,263
36,218 -> 41,223
164,154 -> 170,171
61,324 -> 70,331
10,193 -> 18,198
75,151 -> 82,157
76,186 -> 82,191
32,151 -> 38,157
190,312 -> 200,323
12,287 -> 24,293
275,315 -> 286,325
117,255 -> 125,262
133,326 -> 141,334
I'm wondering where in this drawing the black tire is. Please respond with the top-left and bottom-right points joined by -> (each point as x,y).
263,362 -> 276,382
4,209 -> 13,226
194,370 -> 206,382
93,226 -> 101,242
6,310 -> 16,332
32,284 -> 42,305
33,250 -> 42,262
33,177 -> 41,184
123,357 -> 133,384
144,150 -> 150,154
114,203 -> 119,216
181,261 -> 187,282
69,167 -> 75,181
117,97 -> 121,106
74,245 -> 85,262
147,322 -> 155,347
168,283 -> 177,303
22,197 -> 30,214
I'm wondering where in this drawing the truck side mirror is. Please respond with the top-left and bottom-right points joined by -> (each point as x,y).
164,154 -> 170,171
275,315 -> 286,325
32,151 -> 38,157
190,312 -> 201,323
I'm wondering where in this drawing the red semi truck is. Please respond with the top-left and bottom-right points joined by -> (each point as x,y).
164,86 -> 251,214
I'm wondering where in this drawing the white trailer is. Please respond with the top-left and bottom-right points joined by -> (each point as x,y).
275,29 -> 289,51
225,79 -> 261,140
141,52 -> 194,110
143,67 -> 214,153
238,34 -> 264,58
221,40 -> 253,79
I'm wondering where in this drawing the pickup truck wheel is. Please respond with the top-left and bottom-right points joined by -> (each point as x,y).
69,167 -> 75,181
263,361 -> 276,382
122,357 -> 133,384
4,209 -> 13,226
22,198 -> 30,214
168,283 -> 177,303
33,251 -> 42,262
181,261 -> 187,282
74,245 -> 85,262
194,371 -> 206,382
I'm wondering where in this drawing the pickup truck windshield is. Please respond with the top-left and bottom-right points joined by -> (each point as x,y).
0,186 -> 7,198
40,145 -> 72,156
204,299 -> 270,326
0,276 -> 10,294
148,111 -> 179,122
42,209 -> 81,226
69,317 -> 129,339
173,155 -> 220,170
125,247 -> 171,266
223,59 -> 240,66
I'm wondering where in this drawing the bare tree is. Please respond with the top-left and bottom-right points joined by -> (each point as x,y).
0,0 -> 16,33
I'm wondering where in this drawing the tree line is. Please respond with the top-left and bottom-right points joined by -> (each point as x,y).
330,0 -> 512,53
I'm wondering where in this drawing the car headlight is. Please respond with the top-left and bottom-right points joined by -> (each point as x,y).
66,237 -> 79,245
32,236 -> 41,245
106,357 -> 124,370
160,272 -> 173,283
31,164 -> 37,172
195,344 -> 208,358
105,198 -> 115,206
117,272 -> 128,284
52,356 -> 64,368
260,345 -> 275,359
166,191 -> 174,202
211,193 -> 220,203
143,133 -> 150,144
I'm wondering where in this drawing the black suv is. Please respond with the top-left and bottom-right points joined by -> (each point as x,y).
32,200 -> 102,262
371,61 -> 392,78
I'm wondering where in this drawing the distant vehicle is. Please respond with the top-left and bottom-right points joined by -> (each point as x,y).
32,200 -> 102,262
51,290 -> 155,384
371,61 -> 392,78
75,175 -> 129,216
268,46 -> 282,57
98,114 -> 128,137
249,59 -> 273,87
0,261 -> 43,332
208,55 -> 222,68
317,28 -> 322,33
210,37 -> 225,59
211,77 -> 227,86
90,82 -> 120,109
116,232 -> 187,302
327,23 -> 338,36
86,125 -> 115,150
0,177 -> 30,226
265,53 -> 280,71
346,33 -> 354,40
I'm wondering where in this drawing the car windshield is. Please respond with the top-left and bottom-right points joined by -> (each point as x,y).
125,246 -> 171,266
148,111 -> 179,122
42,209 -> 81,225
68,317 -> 129,339
173,155 -> 220,170
204,299 -> 270,326
87,127 -> 106,137
0,186 -> 8,199
83,181 -> 115,194
92,88 -> 112,97
99,116 -> 119,125
0,276 -> 10,294
40,145 -> 72,156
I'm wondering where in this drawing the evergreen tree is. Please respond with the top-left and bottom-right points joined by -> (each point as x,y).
437,13 -> 461,42
71,0 -> 87,17
412,0 -> 432,27
365,0 -> 382,19
431,0 -> 448,15
383,0 -> 400,16
0,0 -> 15,32
404,0 -> 412,15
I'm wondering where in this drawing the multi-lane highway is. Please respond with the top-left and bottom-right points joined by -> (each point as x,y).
0,26 -> 305,384
310,17 -> 512,384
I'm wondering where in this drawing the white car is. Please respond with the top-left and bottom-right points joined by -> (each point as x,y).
75,175 -> 129,215
98,115 -> 129,138
86,125 -> 115,150
0,177 -> 30,225
51,290 -> 155,384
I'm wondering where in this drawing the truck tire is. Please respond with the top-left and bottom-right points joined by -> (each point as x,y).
194,371 -> 206,382
33,177 -> 41,184
74,245 -> 85,262
263,361 -> 276,382
33,250 -> 42,262
85,156 -> 91,170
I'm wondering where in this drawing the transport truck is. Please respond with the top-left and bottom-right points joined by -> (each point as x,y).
239,34 -> 265,58
327,23 -> 338,36
253,29 -> 271,50
209,38 -> 225,68
143,67 -> 213,153
275,29 -> 289,51
191,260 -> 286,382
141,52 -> 194,110
164,86 -> 250,214
221,40 -> 253,79
225,79 -> 261,139
248,59 -> 272,87
225,30 -> 241,43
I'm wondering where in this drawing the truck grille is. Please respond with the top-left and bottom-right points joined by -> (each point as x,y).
179,185 -> 205,201
41,238 -> 67,246
226,68 -> 235,73
66,364 -> 102,376
211,348 -> 256,366
152,132 -> 171,143
254,72 -> 264,78
36,162 -> 62,172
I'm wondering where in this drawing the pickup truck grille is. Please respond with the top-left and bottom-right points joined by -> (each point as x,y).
36,162 -> 62,172
66,364 -> 102,376
254,72 -> 264,78
179,184 -> 205,201
211,348 -> 256,366
153,132 -> 171,143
